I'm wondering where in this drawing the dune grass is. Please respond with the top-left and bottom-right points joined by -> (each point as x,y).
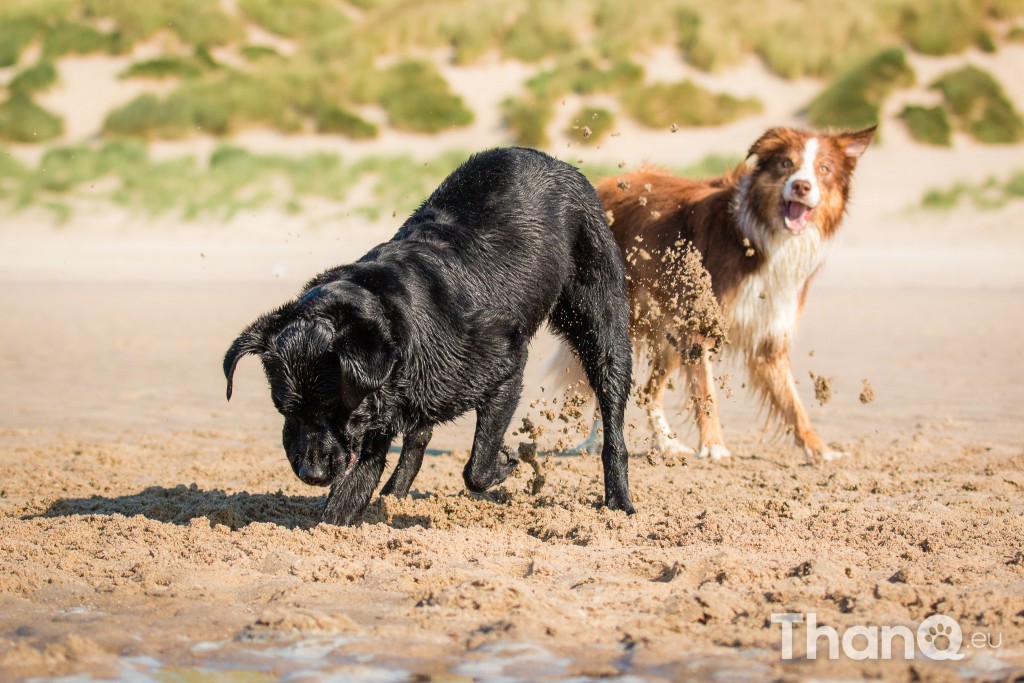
807,48 -> 915,130
5,0 -> 1024,146
900,0 -> 993,56
899,105 -> 953,146
567,107 -> 614,145
0,94 -> 64,143
622,80 -> 763,129
9,61 -> 59,96
1,141 -> 477,222
922,169 -> 1024,210
930,66 -> 1024,144
502,96 -> 553,148
238,0 -> 349,39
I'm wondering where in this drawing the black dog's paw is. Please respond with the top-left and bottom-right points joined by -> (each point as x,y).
463,445 -> 520,493
494,444 -> 521,483
605,492 -> 636,515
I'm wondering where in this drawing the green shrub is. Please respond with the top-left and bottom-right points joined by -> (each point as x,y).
593,0 -> 676,59
807,48 -> 915,129
0,94 -> 63,143
502,7 -> 576,62
103,93 -> 192,139
373,61 -> 473,133
42,21 -> 115,57
900,0 -> 990,56
239,0 -> 349,38
1005,171 -> 1024,198
567,106 -> 613,145
931,66 -> 1024,144
240,45 -> 280,61
1008,26 -> 1024,42
121,57 -> 205,80
9,61 -> 59,96
315,106 -> 378,139
502,96 -> 553,148
899,105 -> 953,146
0,16 -> 42,68
82,0 -> 242,48
37,146 -> 102,192
0,147 -> 27,178
622,81 -> 762,128
527,58 -> 643,101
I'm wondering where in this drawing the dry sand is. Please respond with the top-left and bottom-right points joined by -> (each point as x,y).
2,48 -> 1024,683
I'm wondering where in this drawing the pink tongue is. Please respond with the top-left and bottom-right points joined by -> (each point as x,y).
786,201 -> 811,229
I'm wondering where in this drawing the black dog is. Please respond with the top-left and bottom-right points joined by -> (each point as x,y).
224,147 -> 635,525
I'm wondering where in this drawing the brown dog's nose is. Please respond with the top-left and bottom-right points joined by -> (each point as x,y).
791,179 -> 811,197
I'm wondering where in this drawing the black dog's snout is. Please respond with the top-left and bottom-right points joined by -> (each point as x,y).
297,462 -> 331,486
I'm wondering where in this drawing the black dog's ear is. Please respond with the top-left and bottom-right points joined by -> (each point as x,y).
223,305 -> 293,401
336,316 -> 396,412
300,280 -> 397,411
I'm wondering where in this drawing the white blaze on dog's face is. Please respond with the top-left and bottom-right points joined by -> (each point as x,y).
781,137 -> 821,234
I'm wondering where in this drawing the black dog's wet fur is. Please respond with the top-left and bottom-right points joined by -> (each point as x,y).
224,147 -> 634,525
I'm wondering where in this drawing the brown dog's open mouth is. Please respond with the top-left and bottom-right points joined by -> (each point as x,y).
782,200 -> 814,234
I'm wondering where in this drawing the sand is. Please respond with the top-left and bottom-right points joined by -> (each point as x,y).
2,47 -> 1024,683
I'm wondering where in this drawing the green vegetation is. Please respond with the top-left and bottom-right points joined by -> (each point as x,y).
807,48 -> 915,130
0,94 -> 63,143
238,0 -> 349,39
502,3 -> 577,62
3,0 -> 1024,150
899,105 -> 953,146
502,96 -> 552,148
922,169 -> 1024,210
930,66 -> 1024,144
567,107 -> 614,145
9,61 -> 58,96
900,0 -> 993,56
367,61 -> 474,134
0,140 -> 474,222
622,80 -> 763,129
42,21 -> 116,57
121,56 -> 208,80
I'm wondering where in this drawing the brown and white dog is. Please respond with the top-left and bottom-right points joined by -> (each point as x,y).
559,126 -> 875,462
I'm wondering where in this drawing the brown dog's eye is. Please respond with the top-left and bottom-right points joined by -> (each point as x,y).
779,158 -> 794,170
819,164 -> 830,174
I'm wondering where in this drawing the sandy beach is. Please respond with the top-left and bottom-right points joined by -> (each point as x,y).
1,39 -> 1024,683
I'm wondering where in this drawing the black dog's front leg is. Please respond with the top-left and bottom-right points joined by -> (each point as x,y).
380,425 -> 433,498
463,362 -> 525,493
322,432 -> 391,525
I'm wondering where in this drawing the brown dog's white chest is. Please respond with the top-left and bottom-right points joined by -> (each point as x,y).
727,227 -> 831,359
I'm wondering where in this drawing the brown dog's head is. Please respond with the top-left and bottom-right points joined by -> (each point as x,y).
223,282 -> 395,487
742,126 -> 876,239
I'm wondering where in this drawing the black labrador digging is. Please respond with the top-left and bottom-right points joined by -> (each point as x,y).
224,147 -> 635,525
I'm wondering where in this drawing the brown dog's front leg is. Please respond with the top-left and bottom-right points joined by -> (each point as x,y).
321,432 -> 391,525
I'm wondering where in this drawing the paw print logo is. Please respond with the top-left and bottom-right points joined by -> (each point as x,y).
918,614 -> 964,660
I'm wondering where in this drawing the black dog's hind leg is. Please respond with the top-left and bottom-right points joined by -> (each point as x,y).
549,257 -> 635,514
463,353 -> 527,493
322,431 -> 392,526
380,425 -> 433,498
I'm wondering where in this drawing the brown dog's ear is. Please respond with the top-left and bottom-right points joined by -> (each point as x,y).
838,125 -> 877,159
745,127 -> 788,166
223,304 -> 293,400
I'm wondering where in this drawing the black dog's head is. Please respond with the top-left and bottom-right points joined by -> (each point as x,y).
223,282 -> 396,487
